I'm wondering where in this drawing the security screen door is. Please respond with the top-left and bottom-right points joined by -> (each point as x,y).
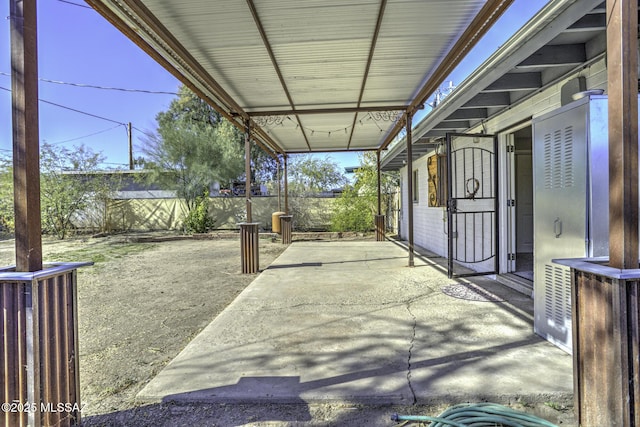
446,133 -> 499,278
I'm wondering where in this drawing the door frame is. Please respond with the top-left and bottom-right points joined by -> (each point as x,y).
500,121 -> 534,276
446,132 -> 499,278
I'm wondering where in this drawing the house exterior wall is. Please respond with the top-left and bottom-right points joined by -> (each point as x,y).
398,58 -> 608,266
400,156 -> 448,256
473,59 -> 607,135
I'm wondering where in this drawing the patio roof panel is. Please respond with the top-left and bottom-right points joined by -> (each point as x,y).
87,0 -> 510,155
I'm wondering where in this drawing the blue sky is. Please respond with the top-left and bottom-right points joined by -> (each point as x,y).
0,0 -> 547,171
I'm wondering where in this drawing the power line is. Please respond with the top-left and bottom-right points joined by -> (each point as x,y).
48,124 -> 125,145
40,98 -> 126,125
0,72 -> 179,95
132,126 -> 157,140
55,0 -> 93,10
0,85 -> 126,125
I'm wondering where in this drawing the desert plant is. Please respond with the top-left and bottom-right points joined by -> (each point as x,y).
331,152 -> 398,232
40,143 -> 114,239
183,191 -> 215,234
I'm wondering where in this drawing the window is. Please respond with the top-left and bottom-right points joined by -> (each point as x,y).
427,154 -> 448,207
412,169 -> 419,202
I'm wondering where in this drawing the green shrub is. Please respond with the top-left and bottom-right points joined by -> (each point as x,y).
183,192 -> 215,234
331,190 -> 374,232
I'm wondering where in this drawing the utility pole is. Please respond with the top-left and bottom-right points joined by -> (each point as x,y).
128,122 -> 134,170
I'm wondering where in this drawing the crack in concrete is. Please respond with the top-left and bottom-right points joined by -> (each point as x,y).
406,299 -> 418,405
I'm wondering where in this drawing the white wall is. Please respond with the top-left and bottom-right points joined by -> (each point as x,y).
398,58 -> 608,267
399,157 -> 448,256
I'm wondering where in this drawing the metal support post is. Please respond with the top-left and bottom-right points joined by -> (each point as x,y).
11,0 -> 42,272
565,1 -> 640,425
406,113 -> 414,266
608,0 -> 639,270
245,119 -> 253,223
375,151 -> 385,241
277,157 -> 282,212
240,120 -> 259,274
284,155 -> 289,214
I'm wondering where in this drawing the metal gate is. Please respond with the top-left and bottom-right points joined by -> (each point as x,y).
446,133 -> 498,278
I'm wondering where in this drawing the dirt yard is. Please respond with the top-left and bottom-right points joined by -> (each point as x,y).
0,233 -> 574,426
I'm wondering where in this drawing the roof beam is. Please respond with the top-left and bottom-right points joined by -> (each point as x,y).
517,44 -> 587,67
484,72 -> 542,91
434,120 -> 470,129
565,11 -> 606,31
86,0 -> 282,157
423,130 -> 450,138
462,92 -> 511,108
347,0 -> 387,149
247,105 -> 408,117
246,0 -> 311,151
88,0 -> 244,118
445,108 -> 488,120
378,0 -> 514,151
285,148 -> 378,154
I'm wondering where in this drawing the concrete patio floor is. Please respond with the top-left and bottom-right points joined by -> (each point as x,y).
138,240 -> 572,407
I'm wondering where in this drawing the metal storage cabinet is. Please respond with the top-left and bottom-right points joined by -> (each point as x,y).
531,95 -> 611,353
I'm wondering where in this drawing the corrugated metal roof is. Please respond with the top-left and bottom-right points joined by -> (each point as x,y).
87,0 -> 512,156
381,0 -> 611,171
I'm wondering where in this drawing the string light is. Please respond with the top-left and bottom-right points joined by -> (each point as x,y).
256,111 -> 405,138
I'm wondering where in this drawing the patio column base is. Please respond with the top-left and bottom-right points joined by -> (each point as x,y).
554,257 -> 640,427
1,262 -> 92,427
280,215 -> 293,244
375,214 -> 385,241
240,223 -> 260,274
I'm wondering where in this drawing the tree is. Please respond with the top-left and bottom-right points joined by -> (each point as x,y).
40,143 -> 115,239
331,152 -> 399,232
0,155 -> 13,234
143,85 -> 280,232
287,154 -> 347,195
142,86 -> 244,230
143,119 -> 244,210
154,85 -> 277,186
277,154 -> 347,231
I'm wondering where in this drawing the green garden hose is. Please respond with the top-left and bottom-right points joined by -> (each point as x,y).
391,403 -> 558,427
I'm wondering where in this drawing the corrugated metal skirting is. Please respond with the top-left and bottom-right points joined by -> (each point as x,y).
280,216 -> 292,245
1,264 -> 87,427
240,223 -> 260,274
375,215 -> 385,241
573,270 -> 640,426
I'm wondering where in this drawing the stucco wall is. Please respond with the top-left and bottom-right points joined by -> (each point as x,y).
101,196 -> 337,232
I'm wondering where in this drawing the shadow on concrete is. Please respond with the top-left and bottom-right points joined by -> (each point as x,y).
266,262 -> 323,269
79,400 -> 314,427
265,255 -> 409,269
135,285 -> 569,403
81,241 -> 574,426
